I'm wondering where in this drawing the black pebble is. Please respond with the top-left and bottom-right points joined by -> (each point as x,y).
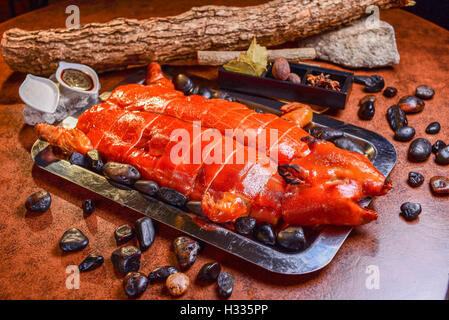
394,126 -> 415,142
383,87 -> 398,98
407,172 -> 424,188
134,217 -> 155,251
408,138 -> 432,162
254,224 -> 276,246
114,224 -> 136,245
111,246 -> 141,274
386,105 -> 408,132
82,199 -> 95,215
173,74 -> 193,94
364,75 -> 385,93
134,180 -> 159,196
123,272 -> 148,298
425,122 -> 440,134
308,126 -> 345,142
254,108 -> 265,114
148,266 -> 179,283
59,228 -> 89,252
197,262 -> 221,282
198,87 -> 213,99
217,272 -> 234,299
86,150 -> 104,173
25,190 -> 51,213
432,140 -> 446,154
157,187 -> 187,207
435,146 -> 449,165
415,85 -> 434,100
79,253 -> 104,272
276,226 -> 307,251
173,236 -> 201,271
102,162 -> 141,185
353,75 -> 372,86
400,202 -> 422,221
234,216 -> 257,235
333,137 -> 365,155
358,100 -> 375,120
69,152 -> 87,167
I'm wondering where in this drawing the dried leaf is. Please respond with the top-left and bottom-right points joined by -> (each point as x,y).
223,38 -> 267,77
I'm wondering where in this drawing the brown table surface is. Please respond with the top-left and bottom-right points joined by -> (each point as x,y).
0,0 -> 448,300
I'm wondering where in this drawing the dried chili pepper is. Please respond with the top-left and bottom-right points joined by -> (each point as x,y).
306,73 -> 341,91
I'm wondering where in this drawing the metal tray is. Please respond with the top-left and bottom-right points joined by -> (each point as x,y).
30,75 -> 397,275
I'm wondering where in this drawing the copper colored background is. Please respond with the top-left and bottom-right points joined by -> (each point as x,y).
0,0 -> 448,300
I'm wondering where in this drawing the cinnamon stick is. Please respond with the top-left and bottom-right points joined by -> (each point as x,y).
197,48 -> 316,66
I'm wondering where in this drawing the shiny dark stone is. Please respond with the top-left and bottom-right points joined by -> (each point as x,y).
198,87 -> 213,99
25,190 -> 51,213
173,74 -> 193,94
185,201 -> 204,216
69,152 -> 87,167
254,108 -> 265,113
197,262 -> 221,282
173,236 -> 201,270
408,138 -> 432,162
134,180 -> 159,196
234,216 -> 257,235
359,95 -> 376,105
415,85 -> 434,100
364,75 -> 385,93
111,246 -> 141,274
79,253 -> 104,272
86,150 -> 104,173
102,162 -> 140,185
254,223 -> 276,246
394,126 -> 415,142
400,202 -> 421,221
276,226 -> 307,251
398,95 -> 425,114
430,176 -> 449,195
59,228 -> 89,252
333,137 -> 365,155
157,187 -> 187,207
217,272 -> 234,299
386,104 -> 408,132
135,217 -> 155,251
114,224 -> 135,245
358,100 -> 375,120
353,75 -> 372,86
123,272 -> 148,298
213,91 -> 235,101
407,172 -> 424,188
432,140 -> 446,154
82,199 -> 95,215
425,122 -> 440,134
383,87 -> 398,98
187,85 -> 199,96
308,126 -> 345,141
148,266 -> 179,283
435,146 -> 449,165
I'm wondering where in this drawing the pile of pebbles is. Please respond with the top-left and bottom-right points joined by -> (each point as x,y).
353,76 -> 448,221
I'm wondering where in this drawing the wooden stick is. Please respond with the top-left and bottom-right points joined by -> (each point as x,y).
1,0 -> 414,75
197,48 -> 316,66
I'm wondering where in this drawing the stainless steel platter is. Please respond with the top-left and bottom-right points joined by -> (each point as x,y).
30,70 -> 397,275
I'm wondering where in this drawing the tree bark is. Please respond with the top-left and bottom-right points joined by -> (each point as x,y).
1,0 -> 413,75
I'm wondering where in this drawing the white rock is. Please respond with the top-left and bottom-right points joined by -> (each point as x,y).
298,17 -> 400,69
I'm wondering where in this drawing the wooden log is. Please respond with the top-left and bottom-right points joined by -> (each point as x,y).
1,0 -> 414,75
197,48 -> 317,66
